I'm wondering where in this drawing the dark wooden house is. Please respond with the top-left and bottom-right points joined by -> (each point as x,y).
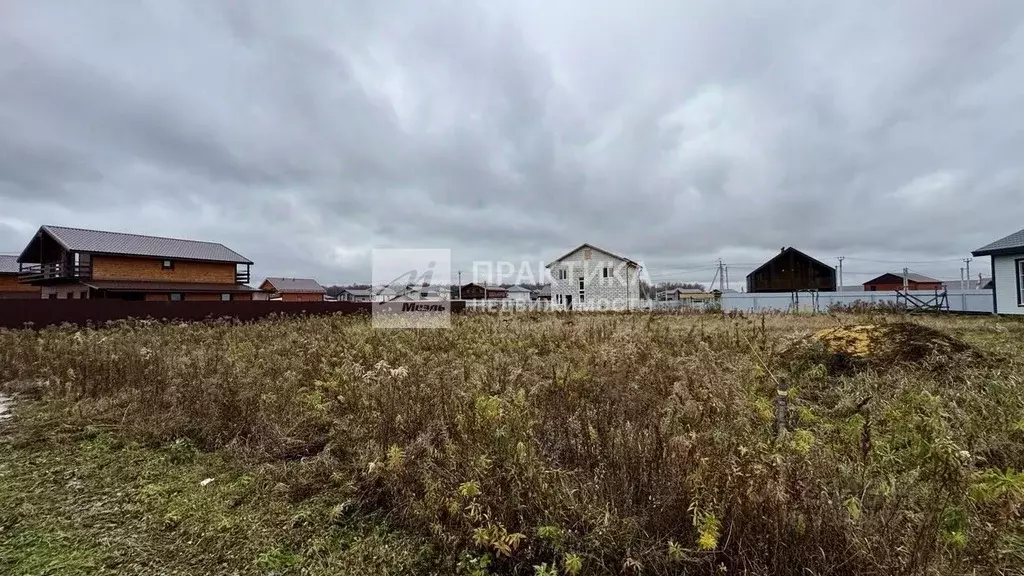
746,247 -> 837,293
459,283 -> 508,300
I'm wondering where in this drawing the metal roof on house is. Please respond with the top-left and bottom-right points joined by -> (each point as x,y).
538,284 -> 551,297
746,247 -> 835,279
546,243 -> 639,268
0,255 -> 19,274
260,277 -> 325,294
972,228 -> 1024,257
506,285 -> 532,293
18,225 -> 252,264
865,272 -> 943,285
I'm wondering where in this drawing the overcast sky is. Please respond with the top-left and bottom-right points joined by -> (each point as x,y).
2,1 -> 1023,287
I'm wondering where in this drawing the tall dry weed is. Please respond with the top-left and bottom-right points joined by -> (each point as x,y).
1,312 -> 1022,575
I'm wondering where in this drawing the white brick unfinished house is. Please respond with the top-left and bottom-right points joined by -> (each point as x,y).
546,243 -> 641,310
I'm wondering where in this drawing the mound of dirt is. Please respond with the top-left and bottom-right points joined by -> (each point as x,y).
780,322 -> 983,374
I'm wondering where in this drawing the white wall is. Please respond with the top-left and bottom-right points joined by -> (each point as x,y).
507,291 -> 531,302
715,289 -> 994,314
549,246 -> 641,310
993,254 -> 1023,315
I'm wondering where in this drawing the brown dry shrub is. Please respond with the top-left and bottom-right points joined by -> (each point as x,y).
1,312 -> 1023,575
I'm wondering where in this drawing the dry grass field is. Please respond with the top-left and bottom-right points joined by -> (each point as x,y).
1,311 -> 1023,575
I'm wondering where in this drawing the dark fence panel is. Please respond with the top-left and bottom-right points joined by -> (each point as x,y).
0,300 -> 465,330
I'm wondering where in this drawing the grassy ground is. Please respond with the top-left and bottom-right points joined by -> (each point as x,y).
0,402 -> 438,575
2,311 -> 1024,575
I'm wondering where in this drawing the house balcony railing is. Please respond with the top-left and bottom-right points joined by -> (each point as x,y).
19,262 -> 93,283
235,269 -> 251,284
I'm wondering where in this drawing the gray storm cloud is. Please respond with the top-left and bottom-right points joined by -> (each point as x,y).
1,0 -> 1022,286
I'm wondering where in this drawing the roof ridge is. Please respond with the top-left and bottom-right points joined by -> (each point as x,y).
43,224 -> 232,249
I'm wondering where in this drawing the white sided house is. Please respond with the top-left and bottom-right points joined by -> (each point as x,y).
505,285 -> 532,302
546,243 -> 641,310
972,227 -> 1024,315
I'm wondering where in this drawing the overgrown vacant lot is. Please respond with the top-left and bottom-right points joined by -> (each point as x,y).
2,312 -> 1023,575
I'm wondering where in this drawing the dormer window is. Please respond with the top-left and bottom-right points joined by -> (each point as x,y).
162,259 -> 174,270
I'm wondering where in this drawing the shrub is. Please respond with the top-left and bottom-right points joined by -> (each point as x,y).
1,313 -> 1022,574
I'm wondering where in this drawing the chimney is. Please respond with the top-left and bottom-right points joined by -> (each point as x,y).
780,247 -> 786,253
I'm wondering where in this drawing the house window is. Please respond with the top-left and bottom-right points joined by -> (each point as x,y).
221,293 -> 232,301
556,294 -> 563,305
555,268 -> 567,280
1017,259 -> 1024,306
578,277 -> 585,303
162,259 -> 174,270
602,267 -> 609,278
170,293 -> 183,301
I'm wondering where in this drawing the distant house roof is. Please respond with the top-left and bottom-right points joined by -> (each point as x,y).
260,277 -> 326,294
342,288 -> 373,297
864,272 -> 943,285
945,278 -> 992,290
747,247 -> 835,279
546,243 -> 639,268
17,225 -> 252,264
506,285 -> 531,293
972,228 -> 1024,257
538,284 -> 551,297
0,255 -> 19,274
462,282 -> 506,292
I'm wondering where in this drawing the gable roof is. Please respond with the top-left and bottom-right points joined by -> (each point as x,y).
0,255 -> 19,274
864,272 -> 943,285
506,285 -> 531,293
260,277 -> 325,294
746,247 -> 835,279
461,282 -> 506,292
17,225 -> 253,265
546,243 -> 639,268
972,227 -> 1024,257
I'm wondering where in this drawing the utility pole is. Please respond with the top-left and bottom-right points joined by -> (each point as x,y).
903,267 -> 909,291
457,270 -> 462,300
960,267 -> 965,290
837,257 -> 845,293
724,265 -> 730,291
717,259 -> 726,292
963,258 -> 973,288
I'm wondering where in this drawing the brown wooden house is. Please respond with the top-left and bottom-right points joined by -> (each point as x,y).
258,277 -> 326,302
746,247 -> 837,293
863,272 -> 944,292
459,283 -> 508,300
16,225 -> 256,300
0,255 -> 41,299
